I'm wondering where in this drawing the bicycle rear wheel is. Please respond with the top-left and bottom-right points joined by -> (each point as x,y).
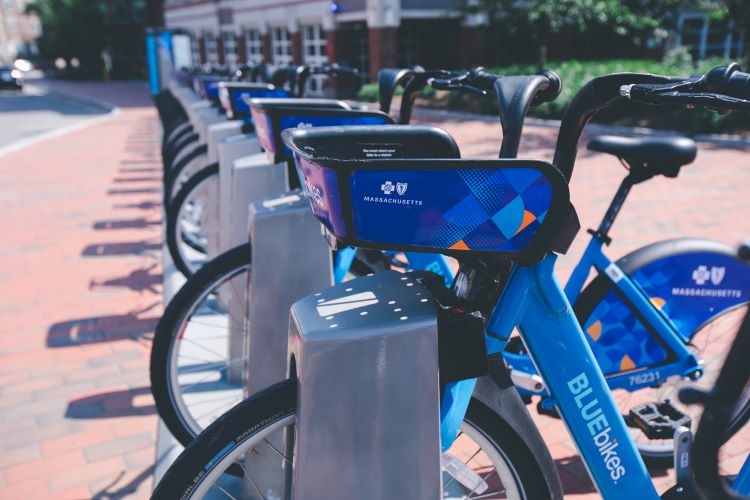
166,164 -> 219,278
153,379 -> 554,500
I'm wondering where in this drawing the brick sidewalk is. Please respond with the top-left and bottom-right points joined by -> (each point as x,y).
0,81 -> 161,498
0,85 -> 748,498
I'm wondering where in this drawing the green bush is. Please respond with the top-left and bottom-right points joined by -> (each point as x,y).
360,58 -> 750,134
358,83 -> 382,103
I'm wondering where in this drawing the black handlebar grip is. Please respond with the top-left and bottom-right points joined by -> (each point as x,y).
468,66 -> 499,90
705,63 -> 750,99
536,69 -> 563,103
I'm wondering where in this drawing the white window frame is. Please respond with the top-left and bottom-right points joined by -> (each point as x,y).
205,32 -> 218,65
191,34 -> 201,65
302,23 -> 328,95
271,26 -> 292,66
245,28 -> 263,64
222,31 -> 237,66
302,24 -> 327,65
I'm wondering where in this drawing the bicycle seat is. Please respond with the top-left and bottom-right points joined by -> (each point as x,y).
588,135 -> 697,178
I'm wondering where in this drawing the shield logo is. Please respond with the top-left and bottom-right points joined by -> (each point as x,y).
396,182 -> 408,195
710,266 -> 726,286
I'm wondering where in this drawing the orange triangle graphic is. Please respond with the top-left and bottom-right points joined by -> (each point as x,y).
449,240 -> 470,251
514,210 -> 536,236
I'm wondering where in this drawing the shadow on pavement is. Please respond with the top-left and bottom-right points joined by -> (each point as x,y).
81,240 -> 161,256
66,386 -> 155,419
91,465 -> 155,500
47,303 -> 160,347
112,200 -> 160,211
93,218 -> 161,230
89,264 -> 162,294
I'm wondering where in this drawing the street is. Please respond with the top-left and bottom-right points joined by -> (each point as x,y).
0,85 -> 109,150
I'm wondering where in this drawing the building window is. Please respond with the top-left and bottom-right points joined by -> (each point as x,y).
112,0 -> 127,22
302,24 -> 327,65
677,11 -> 745,60
132,0 -> 145,23
302,24 -> 328,94
205,32 -> 218,64
191,34 -> 201,65
398,21 -> 418,67
271,26 -> 292,65
245,28 -> 263,64
222,31 -> 237,66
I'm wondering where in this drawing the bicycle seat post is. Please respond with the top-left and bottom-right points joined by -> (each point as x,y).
591,175 -> 634,245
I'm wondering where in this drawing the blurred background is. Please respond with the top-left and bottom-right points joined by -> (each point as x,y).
2,0 -> 750,134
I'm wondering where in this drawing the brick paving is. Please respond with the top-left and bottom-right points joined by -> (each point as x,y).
0,83 -> 748,499
0,81 -> 160,498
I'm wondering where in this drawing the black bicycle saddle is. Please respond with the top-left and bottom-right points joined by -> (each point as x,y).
588,135 -> 697,177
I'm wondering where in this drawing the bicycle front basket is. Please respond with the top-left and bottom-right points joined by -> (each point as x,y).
283,125 -> 571,264
249,99 -> 393,164
218,82 -> 289,119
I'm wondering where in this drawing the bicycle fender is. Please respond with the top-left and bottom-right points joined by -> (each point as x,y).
472,354 -> 564,500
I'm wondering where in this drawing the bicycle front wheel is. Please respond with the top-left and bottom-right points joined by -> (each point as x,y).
153,379 -> 554,500
151,243 -> 252,446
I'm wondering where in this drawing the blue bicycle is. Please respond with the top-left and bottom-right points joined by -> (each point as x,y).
503,132 -> 749,460
154,64 -> 750,499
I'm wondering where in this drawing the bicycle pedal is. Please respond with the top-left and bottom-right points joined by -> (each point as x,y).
627,399 -> 691,440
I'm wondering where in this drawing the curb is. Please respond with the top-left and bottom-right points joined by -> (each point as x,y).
0,85 -> 121,159
28,81 -> 118,112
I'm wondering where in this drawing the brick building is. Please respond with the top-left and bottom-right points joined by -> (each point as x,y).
163,0 -> 485,82
0,0 -> 41,64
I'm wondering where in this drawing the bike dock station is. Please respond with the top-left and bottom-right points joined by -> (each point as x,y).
147,58 -> 750,499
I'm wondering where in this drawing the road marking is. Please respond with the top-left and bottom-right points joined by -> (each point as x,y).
0,106 -> 120,159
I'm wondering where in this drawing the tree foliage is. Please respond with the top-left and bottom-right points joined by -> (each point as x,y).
26,0 -> 112,75
458,0 -> 701,66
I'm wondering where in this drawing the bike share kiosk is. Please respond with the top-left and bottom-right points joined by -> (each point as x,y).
242,102 -> 393,391
211,100 -> 360,386
216,96 -> 350,255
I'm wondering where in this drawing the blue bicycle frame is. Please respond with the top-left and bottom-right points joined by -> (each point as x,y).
565,237 -> 702,385
442,254 -> 659,498
505,233 -> 702,399
439,252 -> 750,498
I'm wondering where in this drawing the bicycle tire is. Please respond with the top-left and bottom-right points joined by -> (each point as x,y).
151,243 -> 253,446
152,378 -> 554,500
164,146 -> 208,203
166,164 -> 219,278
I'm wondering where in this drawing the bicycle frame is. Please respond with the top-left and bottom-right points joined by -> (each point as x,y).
565,236 -> 702,387
442,253 -> 661,498
505,232 -> 704,399
733,456 -> 750,494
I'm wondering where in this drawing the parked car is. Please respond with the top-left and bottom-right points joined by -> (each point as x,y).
0,66 -> 23,90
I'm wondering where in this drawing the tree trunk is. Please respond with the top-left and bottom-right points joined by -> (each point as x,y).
538,44 -> 548,70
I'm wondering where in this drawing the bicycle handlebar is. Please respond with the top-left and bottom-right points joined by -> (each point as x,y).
621,64 -> 750,113
377,66 -> 562,158
553,65 -> 750,184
